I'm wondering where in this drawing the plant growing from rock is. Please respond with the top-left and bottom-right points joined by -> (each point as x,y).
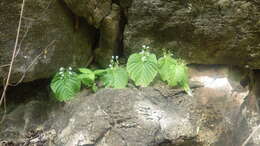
51,67 -> 81,101
50,46 -> 192,101
158,52 -> 192,96
101,56 -> 128,89
77,68 -> 98,92
127,45 -> 158,87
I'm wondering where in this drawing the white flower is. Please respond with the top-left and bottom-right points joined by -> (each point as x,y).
59,72 -> 63,75
59,67 -> 64,71
142,45 -> 146,48
68,72 -> 73,75
61,74 -> 64,77
147,46 -> 150,49
112,56 -> 115,59
140,50 -> 145,54
141,56 -> 146,62
115,56 -> 119,59
68,67 -> 72,70
109,64 -> 112,68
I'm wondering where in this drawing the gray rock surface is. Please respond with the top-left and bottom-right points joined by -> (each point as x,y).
0,88 -> 197,146
0,65 -> 259,146
64,0 -> 112,28
94,4 -> 123,67
124,0 -> 260,68
63,0 -> 125,67
0,0 -> 95,83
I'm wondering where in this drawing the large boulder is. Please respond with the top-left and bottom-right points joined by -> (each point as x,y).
0,0 -> 96,83
1,65 -> 256,146
124,0 -> 260,68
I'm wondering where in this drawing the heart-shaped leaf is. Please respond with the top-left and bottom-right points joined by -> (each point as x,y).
127,51 -> 158,87
51,69 -> 81,101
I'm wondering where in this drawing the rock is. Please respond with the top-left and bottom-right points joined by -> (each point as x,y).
63,0 -> 125,67
124,0 -> 260,68
0,65 -> 254,146
232,70 -> 260,146
63,0 -> 112,28
0,0 -> 96,83
0,88 -> 197,146
48,88 -> 198,146
95,4 -> 123,67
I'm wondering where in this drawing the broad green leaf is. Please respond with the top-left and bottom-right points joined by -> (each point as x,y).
168,63 -> 188,86
158,55 -> 177,82
51,70 -> 81,101
102,67 -> 128,89
158,54 -> 192,96
168,63 -> 192,96
127,52 -> 158,87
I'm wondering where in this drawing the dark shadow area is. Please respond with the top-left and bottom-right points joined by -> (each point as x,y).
158,139 -> 202,146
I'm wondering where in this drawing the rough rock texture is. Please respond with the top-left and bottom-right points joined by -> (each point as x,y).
0,88 -> 197,146
233,70 -> 260,146
0,0 -> 95,83
95,4 -> 123,67
63,0 -> 125,67
124,0 -> 260,68
1,65 -> 256,146
63,0 -> 112,28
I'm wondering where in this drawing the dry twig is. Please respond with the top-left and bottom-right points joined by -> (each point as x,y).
242,124 -> 260,146
0,0 -> 26,113
0,64 -> 10,68
11,40 -> 56,86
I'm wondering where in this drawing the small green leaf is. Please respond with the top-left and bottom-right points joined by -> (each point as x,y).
78,68 -> 95,80
102,67 -> 128,89
127,51 -> 158,87
94,69 -> 107,76
51,69 -> 81,101
78,68 -> 95,87
78,68 -> 92,74
92,83 -> 98,92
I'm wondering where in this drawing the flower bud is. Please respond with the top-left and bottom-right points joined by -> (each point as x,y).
59,67 -> 64,71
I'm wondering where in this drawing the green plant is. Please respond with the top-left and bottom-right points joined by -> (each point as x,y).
127,46 -> 158,87
158,52 -> 177,83
50,46 -> 192,102
78,68 -> 95,87
77,68 -> 98,92
102,56 -> 128,88
51,67 -> 81,101
158,53 -> 192,96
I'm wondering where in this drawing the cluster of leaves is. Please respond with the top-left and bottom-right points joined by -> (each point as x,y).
127,46 -> 191,95
51,46 -> 191,102
51,57 -> 128,101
